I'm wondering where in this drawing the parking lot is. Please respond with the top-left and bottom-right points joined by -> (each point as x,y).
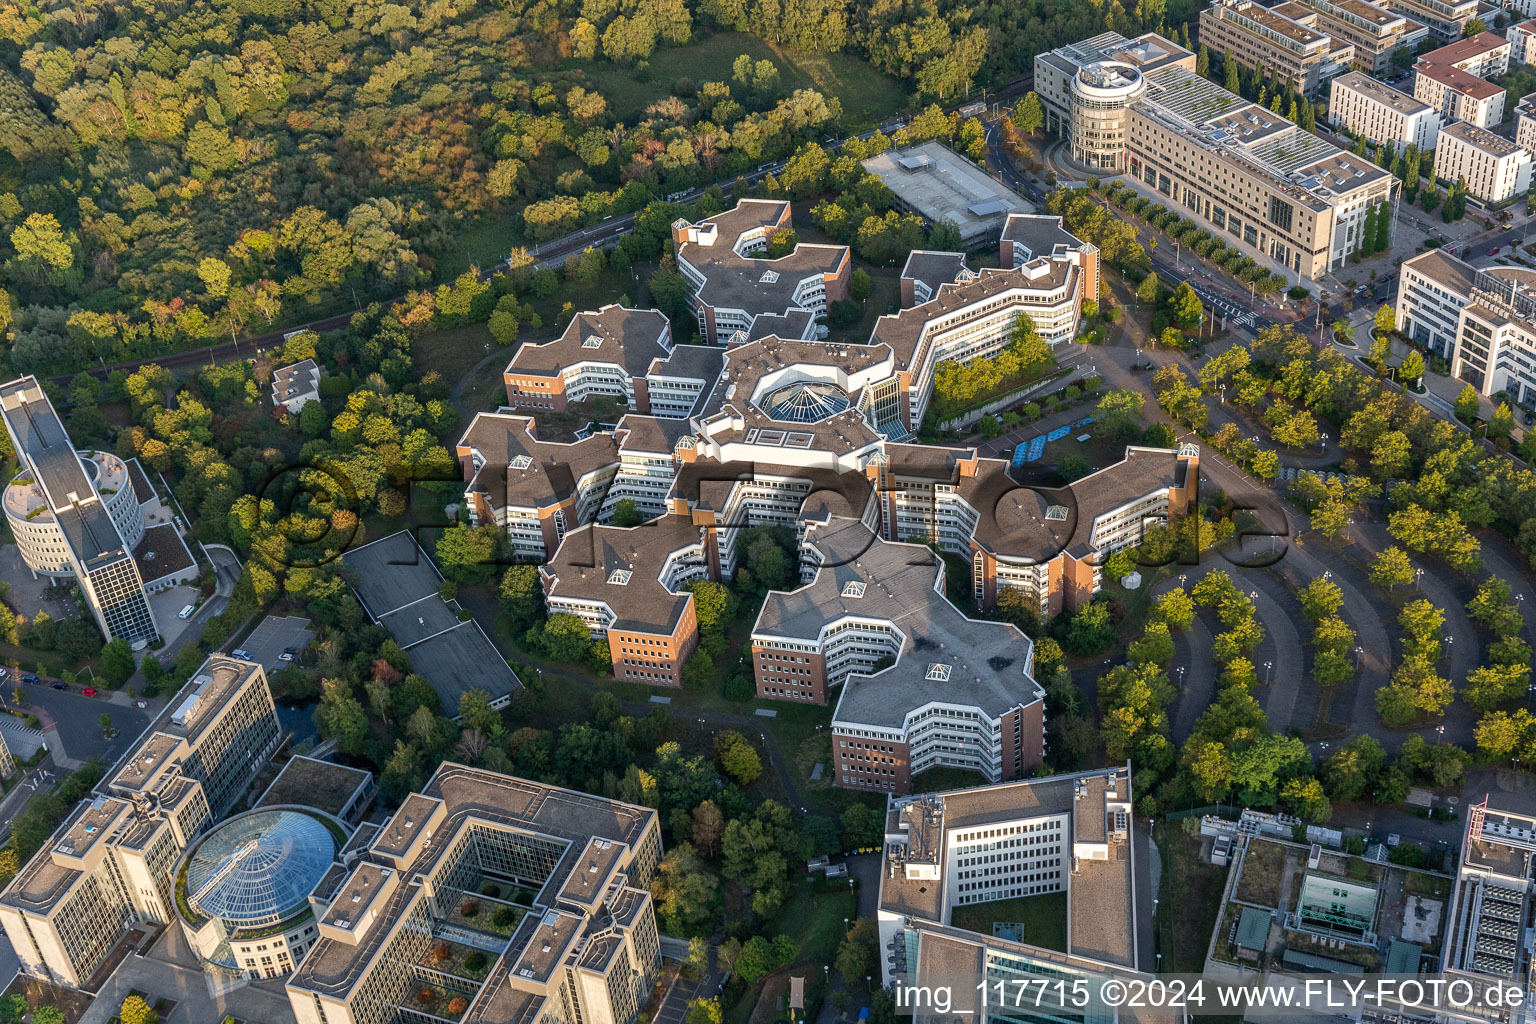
147,585 -> 203,647
236,615 -> 316,671
652,975 -> 701,1024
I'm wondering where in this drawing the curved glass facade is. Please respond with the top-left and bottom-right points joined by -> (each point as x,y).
185,810 -> 336,927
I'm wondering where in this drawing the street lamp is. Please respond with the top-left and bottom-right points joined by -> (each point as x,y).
1264,660 -> 1273,685
1354,645 -> 1364,668
1415,567 -> 1424,590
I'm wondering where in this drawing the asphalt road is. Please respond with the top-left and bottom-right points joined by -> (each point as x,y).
14,685 -> 151,768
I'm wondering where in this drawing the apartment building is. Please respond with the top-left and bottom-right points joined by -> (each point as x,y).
1437,799 -> 1536,1024
1510,20 -> 1536,65
1039,33 -> 1400,280
1419,31 -> 1511,77
1198,0 -> 1355,97
287,766 -> 662,1024
455,413 -> 619,561
1329,70 -> 1440,149
1395,250 -> 1536,405
541,513 -> 713,685
751,517 -> 1045,792
1276,0 -> 1428,74
1414,62 -> 1506,126
1377,0 -> 1478,44
271,358 -> 322,413
503,305 -> 724,417
1433,120 -> 1533,202
1516,92 -> 1536,154
877,768 -> 1148,996
0,657 -> 281,990
0,377 -> 158,646
671,199 -> 850,344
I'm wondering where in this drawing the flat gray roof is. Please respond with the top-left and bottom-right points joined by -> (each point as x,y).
342,532 -> 520,710
862,141 -> 1033,241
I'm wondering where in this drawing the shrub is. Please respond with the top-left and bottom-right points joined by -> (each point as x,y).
448,998 -> 469,1015
493,906 -> 516,927
465,951 -> 488,973
461,900 -> 480,918
416,988 -> 437,1005
481,883 -> 501,897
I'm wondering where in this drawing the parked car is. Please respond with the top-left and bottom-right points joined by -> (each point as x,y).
278,648 -> 297,662
178,604 -> 196,620
1490,247 -> 1501,256
50,681 -> 65,690
81,688 -> 97,697
135,700 -> 147,709
232,648 -> 252,659
21,674 -> 38,685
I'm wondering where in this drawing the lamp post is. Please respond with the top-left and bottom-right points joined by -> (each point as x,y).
1415,567 -> 1424,590
1264,660 -> 1273,685
1354,645 -> 1364,668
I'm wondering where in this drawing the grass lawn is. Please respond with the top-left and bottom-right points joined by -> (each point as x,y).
726,876 -> 857,1024
562,33 -> 909,129
1234,839 -> 1289,908
950,892 -> 1068,952
1154,824 -> 1230,973
911,765 -> 988,793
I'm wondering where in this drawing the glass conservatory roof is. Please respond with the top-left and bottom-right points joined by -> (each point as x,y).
761,380 -> 850,423
186,809 -> 337,926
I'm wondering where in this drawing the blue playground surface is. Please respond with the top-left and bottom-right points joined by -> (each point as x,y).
1011,416 -> 1094,467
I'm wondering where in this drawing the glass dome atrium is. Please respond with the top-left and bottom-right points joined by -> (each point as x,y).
761,380 -> 851,423
183,809 -> 337,928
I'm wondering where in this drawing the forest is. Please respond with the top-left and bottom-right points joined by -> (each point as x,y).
0,0 -> 1191,375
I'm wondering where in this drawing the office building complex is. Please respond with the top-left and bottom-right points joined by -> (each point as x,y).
878,768 -> 1155,1010
1034,32 -> 1194,171
1395,250 -> 1536,404
1438,799 -> 1536,1022
753,518 -> 1045,792
0,377 -> 158,646
286,766 -> 662,1024
1379,0 -> 1479,43
0,657 -> 282,989
174,807 -> 347,979
1328,71 -> 1440,149
1419,31 -> 1511,77
541,513 -> 712,686
1277,0 -> 1428,74
999,213 -> 1102,308
1433,120 -> 1533,202
1198,0 -> 1354,97
503,305 -> 724,418
671,199 -> 850,345
456,414 -> 619,562
1037,32 -> 1400,280
1414,61 -> 1506,127
1394,249 -> 1478,358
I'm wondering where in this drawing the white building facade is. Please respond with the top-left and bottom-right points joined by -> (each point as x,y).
1433,121 -> 1534,203
1329,71 -> 1440,149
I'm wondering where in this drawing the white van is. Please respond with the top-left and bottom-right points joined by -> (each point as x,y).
178,604 -> 196,620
